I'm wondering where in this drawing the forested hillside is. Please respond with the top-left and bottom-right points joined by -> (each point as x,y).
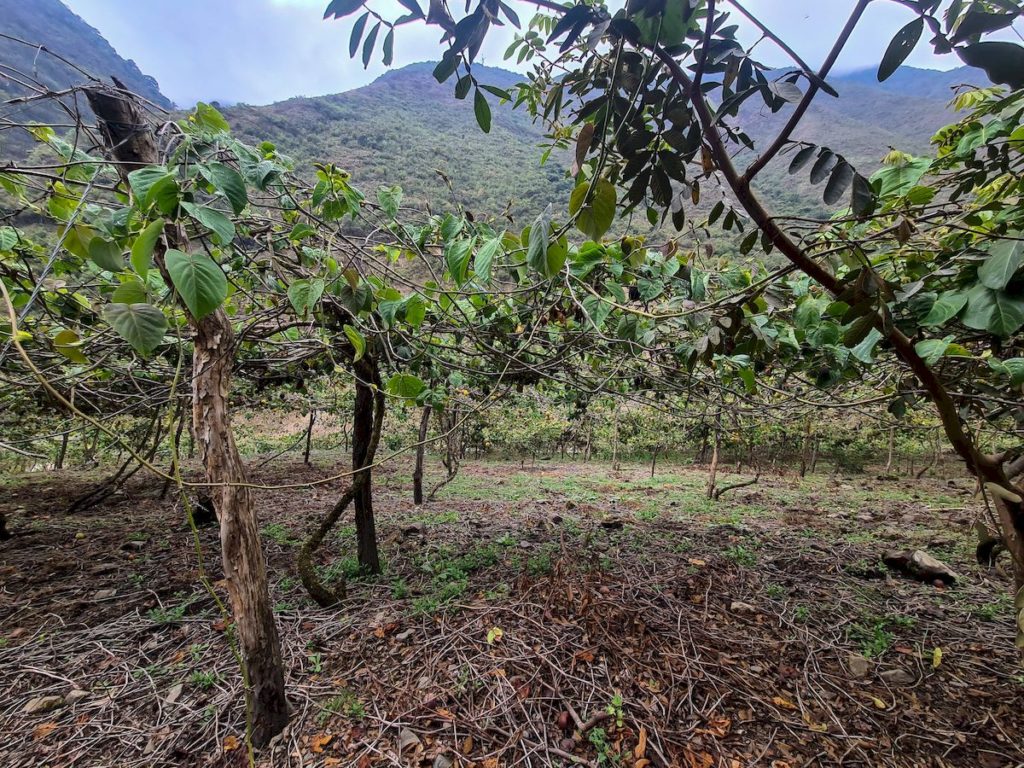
226,61 -> 978,223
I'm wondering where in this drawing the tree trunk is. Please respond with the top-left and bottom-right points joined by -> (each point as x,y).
798,417 -> 811,478
193,312 -> 288,745
85,84 -> 288,746
303,409 -> 316,465
884,427 -> 896,474
413,404 -> 432,506
352,358 -> 382,574
707,427 -> 721,500
650,446 -> 659,478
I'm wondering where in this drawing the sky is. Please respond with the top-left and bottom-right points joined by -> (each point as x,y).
62,0 -> 970,108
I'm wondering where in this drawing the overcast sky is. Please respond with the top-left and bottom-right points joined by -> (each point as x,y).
62,0 -> 967,107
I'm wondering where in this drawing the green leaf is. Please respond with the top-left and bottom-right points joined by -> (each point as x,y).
0,226 -> 17,252
53,328 -> 88,364
88,237 -> 124,272
788,144 -> 816,175
962,284 -> 1024,337
128,167 -> 172,206
922,291 -> 968,326
446,238 -> 475,285
181,202 -> 235,245
377,185 -> 403,217
350,12 -> 369,57
474,88 -> 492,133
343,324 -> 366,362
405,295 -> 426,328
851,173 -> 875,216
914,337 -> 952,365
474,236 -> 502,284
288,278 -> 326,316
387,373 -> 425,400
851,328 -> 883,363
526,204 -> 553,277
878,17 -> 923,81
978,236 -> 1023,290
164,249 -> 228,320
192,102 -> 230,133
112,278 -> 148,304
200,163 -> 247,215
569,179 -> 616,240
362,21 -> 380,68
131,218 -> 164,279
823,161 -> 854,206
102,302 -> 168,356
382,28 -> 394,66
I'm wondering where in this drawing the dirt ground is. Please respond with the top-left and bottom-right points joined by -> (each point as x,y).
1,456 -> 1022,767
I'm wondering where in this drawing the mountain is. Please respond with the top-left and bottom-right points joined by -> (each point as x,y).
0,0 -> 172,155
225,62 -> 571,226
225,62 -> 979,227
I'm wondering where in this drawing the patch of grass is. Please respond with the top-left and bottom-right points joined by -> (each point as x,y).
318,690 -> 365,724
261,523 -> 298,547
189,643 -> 207,663
724,544 -> 757,567
391,578 -> 410,599
794,605 -> 810,622
764,583 -> 786,599
146,595 -> 199,624
413,509 -> 460,525
848,621 -> 894,658
974,594 -> 1012,621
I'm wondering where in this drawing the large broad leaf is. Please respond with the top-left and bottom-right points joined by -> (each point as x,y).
569,179 -> 617,240
192,102 -> 230,133
922,291 -> 968,326
53,329 -> 88,364
112,278 -> 149,304
200,163 -> 247,214
958,41 -> 1024,89
387,373 -> 425,400
164,249 -> 228,320
914,337 -> 953,365
474,236 -> 502,285
851,328 -> 883,363
823,161 -> 854,206
871,157 -> 930,199
0,226 -> 17,252
962,284 -> 1024,337
102,302 -> 168,356
978,236 -> 1023,290
878,17 -> 923,81
343,324 -> 366,362
288,278 -> 326,316
181,202 -> 235,245
526,204 -> 554,277
88,237 -> 124,272
377,185 -> 402,217
131,217 -> 164,278
446,238 -> 475,285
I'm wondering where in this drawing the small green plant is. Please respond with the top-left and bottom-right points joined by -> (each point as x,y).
189,643 -> 207,663
391,578 -> 410,599
261,523 -> 296,547
794,604 -> 810,622
308,652 -> 323,673
605,691 -> 625,728
724,544 -> 757,567
765,583 -> 786,599
146,597 -> 196,625
318,690 -> 365,725
848,620 -> 895,658
527,551 -> 553,576
273,601 -> 295,613
189,670 -> 219,690
588,727 -> 618,766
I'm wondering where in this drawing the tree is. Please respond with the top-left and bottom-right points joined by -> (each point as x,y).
321,0 -> 1024,643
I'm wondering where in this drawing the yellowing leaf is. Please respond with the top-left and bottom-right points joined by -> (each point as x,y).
634,726 -> 648,759
223,734 -> 240,752
932,647 -> 943,669
33,722 -> 58,741
486,627 -> 504,645
772,696 -> 796,710
871,696 -> 887,710
311,733 -> 333,753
